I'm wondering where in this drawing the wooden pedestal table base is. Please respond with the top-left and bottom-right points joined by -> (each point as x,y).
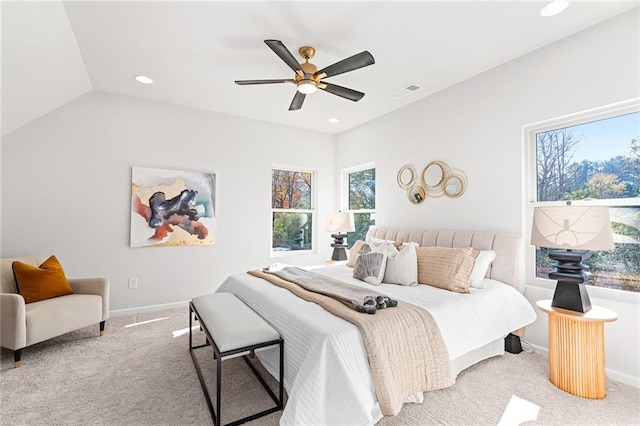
536,300 -> 617,399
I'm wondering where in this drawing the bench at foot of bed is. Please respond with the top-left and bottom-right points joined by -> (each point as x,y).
189,292 -> 284,426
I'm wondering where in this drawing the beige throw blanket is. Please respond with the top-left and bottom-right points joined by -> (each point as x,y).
265,266 -> 397,313
248,269 -> 455,416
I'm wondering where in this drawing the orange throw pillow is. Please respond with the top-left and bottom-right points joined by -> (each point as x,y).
12,256 -> 74,303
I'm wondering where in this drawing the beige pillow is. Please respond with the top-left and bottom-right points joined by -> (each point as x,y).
347,240 -> 367,267
366,236 -> 404,249
416,247 -> 480,293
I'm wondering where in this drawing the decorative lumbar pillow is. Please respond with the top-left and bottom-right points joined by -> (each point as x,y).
347,240 -> 367,267
416,246 -> 480,293
468,250 -> 497,289
12,255 -> 74,304
353,243 -> 389,285
384,242 -> 418,286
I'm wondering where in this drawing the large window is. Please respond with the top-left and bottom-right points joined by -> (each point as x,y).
343,163 -> 376,247
271,167 -> 314,254
527,101 -> 639,293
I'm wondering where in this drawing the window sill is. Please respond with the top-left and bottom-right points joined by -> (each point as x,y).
270,250 -> 315,258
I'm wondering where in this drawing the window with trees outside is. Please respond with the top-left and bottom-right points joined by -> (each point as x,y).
529,102 -> 639,293
271,167 -> 314,254
343,164 -> 376,248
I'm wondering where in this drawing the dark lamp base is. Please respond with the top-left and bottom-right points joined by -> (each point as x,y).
551,282 -> 592,313
548,250 -> 593,313
330,233 -> 348,261
331,247 -> 348,261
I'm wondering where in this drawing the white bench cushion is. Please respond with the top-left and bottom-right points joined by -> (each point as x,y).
192,292 -> 280,353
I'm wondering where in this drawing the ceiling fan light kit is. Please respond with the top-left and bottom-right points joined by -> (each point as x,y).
297,80 -> 317,94
235,39 -> 375,110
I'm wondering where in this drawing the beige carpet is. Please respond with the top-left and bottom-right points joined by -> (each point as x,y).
1,307 -> 638,425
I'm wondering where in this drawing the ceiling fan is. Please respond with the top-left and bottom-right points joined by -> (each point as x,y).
234,39 -> 375,111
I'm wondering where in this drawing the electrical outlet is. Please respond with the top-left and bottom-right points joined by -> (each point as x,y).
128,277 -> 138,289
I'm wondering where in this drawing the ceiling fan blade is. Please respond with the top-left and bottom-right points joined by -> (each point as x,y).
289,91 -> 306,111
318,82 -> 365,102
264,40 -> 304,74
315,51 -> 375,78
235,79 -> 293,85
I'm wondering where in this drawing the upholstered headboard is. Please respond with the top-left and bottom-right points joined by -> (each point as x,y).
366,227 -> 523,293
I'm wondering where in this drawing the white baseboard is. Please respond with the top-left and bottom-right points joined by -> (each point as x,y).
109,300 -> 189,317
523,340 -> 640,389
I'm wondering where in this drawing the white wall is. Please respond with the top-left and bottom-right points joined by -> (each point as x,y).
1,91 -> 336,312
336,10 -> 640,387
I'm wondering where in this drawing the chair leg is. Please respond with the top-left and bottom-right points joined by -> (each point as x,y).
100,320 -> 106,337
14,349 -> 22,368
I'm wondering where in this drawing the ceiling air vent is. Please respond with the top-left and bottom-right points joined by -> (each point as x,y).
388,84 -> 422,99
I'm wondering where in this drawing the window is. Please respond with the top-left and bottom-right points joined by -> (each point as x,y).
526,101 -> 639,293
271,167 -> 314,254
343,163 -> 376,247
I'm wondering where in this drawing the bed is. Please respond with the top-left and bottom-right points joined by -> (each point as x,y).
216,227 -> 537,425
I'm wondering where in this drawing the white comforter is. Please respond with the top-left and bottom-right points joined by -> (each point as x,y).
217,265 -> 536,426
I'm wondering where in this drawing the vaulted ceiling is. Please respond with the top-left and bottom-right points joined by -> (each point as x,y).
2,1 -> 638,137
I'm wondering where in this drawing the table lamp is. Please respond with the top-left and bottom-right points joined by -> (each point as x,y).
326,212 -> 355,261
530,204 -> 614,313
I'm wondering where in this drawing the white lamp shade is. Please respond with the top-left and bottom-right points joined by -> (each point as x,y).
530,205 -> 614,250
326,212 -> 355,233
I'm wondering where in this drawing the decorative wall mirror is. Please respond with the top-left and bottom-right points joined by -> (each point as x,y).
397,165 -> 416,189
421,161 -> 447,188
408,185 -> 426,204
397,160 -> 467,204
443,171 -> 467,198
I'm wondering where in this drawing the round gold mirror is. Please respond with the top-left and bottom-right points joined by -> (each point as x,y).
444,170 -> 467,198
397,165 -> 416,190
421,161 -> 447,188
407,185 -> 426,204
444,176 -> 464,197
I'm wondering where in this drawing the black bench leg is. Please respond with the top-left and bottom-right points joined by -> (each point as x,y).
505,333 -> 523,354
14,349 -> 22,368
279,340 -> 284,409
216,353 -> 222,426
189,305 -> 193,349
100,321 -> 106,337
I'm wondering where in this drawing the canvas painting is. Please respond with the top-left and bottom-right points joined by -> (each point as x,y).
130,167 -> 216,247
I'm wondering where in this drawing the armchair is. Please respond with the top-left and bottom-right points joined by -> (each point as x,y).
1,256 -> 109,367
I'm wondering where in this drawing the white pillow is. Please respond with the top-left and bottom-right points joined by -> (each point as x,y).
366,236 -> 393,244
468,250 -> 496,289
366,236 -> 403,249
384,242 -> 418,286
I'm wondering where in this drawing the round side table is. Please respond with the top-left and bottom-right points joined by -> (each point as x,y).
536,300 -> 617,399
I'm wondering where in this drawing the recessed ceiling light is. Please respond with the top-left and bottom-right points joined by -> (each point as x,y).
134,75 -> 154,84
540,0 -> 570,17
328,118 -> 340,124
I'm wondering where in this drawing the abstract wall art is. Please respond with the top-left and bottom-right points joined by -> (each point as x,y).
130,167 -> 216,247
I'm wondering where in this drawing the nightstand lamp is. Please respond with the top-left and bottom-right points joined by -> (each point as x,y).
530,204 -> 614,313
326,212 -> 355,261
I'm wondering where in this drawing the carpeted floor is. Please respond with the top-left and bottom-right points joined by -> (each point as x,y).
1,307 -> 638,425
